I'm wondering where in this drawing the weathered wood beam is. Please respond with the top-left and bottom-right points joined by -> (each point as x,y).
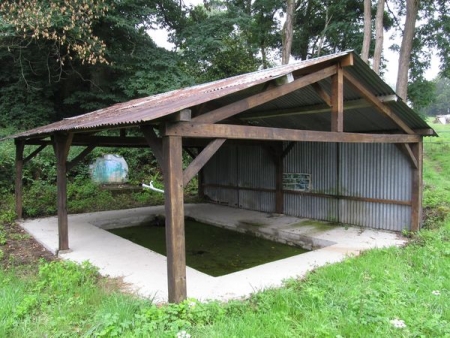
311,83 -> 331,106
164,122 -> 421,144
410,141 -> 423,231
140,125 -> 164,170
163,135 -> 187,303
342,69 -> 415,134
274,143 -> 284,214
193,65 -> 337,124
26,135 -> 149,148
67,144 -> 97,172
183,139 -> 226,186
331,65 -> 344,132
175,109 -> 192,122
15,140 -> 24,219
23,144 -> 47,165
53,132 -> 73,252
239,96 -> 397,120
204,183 -> 412,206
282,142 -> 296,159
395,144 -> 418,169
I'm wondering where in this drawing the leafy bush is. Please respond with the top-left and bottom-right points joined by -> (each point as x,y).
92,298 -> 224,337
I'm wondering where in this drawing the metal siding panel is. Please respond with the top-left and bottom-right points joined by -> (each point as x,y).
284,142 -> 338,195
284,142 -> 338,221
203,145 -> 238,206
238,146 -> 275,189
340,200 -> 411,231
204,187 -> 239,207
284,193 -> 338,222
203,145 -> 276,212
339,143 -> 412,231
340,143 -> 411,200
239,191 -> 276,213
203,145 -> 238,186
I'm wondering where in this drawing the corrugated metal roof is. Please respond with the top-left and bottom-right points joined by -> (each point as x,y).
6,50 -> 434,140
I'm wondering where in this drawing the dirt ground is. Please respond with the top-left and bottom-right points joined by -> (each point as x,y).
1,221 -> 55,269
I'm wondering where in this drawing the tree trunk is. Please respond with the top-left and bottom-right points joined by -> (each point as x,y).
361,0 -> 372,63
396,0 -> 419,101
373,0 -> 385,74
282,0 -> 295,64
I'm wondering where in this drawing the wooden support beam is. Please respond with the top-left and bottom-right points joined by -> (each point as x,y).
163,135 -> 187,303
410,141 -> 423,231
193,65 -> 337,124
15,140 -> 24,219
140,125 -> 164,171
311,83 -> 331,106
23,144 -> 47,165
239,96 -> 397,120
196,148 -> 205,199
342,69 -> 415,134
331,65 -> 344,132
67,144 -> 96,172
395,144 -> 418,169
183,139 -> 226,186
175,109 -> 192,122
282,142 -> 296,159
53,132 -> 73,251
275,143 -> 284,214
164,122 -> 421,144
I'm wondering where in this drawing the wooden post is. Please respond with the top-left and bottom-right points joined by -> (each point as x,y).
275,144 -> 284,214
331,64 -> 344,132
53,133 -> 73,251
15,140 -> 25,219
410,141 -> 423,231
163,135 -> 187,303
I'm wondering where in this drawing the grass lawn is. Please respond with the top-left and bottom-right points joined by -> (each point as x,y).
0,123 -> 449,337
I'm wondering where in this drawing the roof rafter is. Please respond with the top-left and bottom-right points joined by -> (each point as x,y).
193,65 -> 338,124
342,69 -> 414,134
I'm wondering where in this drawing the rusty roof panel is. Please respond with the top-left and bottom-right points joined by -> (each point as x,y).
5,50 -> 434,140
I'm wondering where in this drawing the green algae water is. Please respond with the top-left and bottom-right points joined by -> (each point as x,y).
109,219 -> 309,276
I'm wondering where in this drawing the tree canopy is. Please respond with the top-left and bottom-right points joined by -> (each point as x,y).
0,0 -> 448,130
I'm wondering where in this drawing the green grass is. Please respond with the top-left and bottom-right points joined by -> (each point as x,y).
423,123 -> 450,226
0,123 -> 449,337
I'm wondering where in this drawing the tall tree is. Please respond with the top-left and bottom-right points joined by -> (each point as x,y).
396,0 -> 419,101
372,0 -> 385,74
0,0 -> 193,128
282,0 -> 295,64
361,0 -> 372,63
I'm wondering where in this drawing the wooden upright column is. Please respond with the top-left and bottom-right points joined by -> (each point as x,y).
163,135 -> 187,303
54,133 -> 72,251
331,65 -> 344,132
275,145 -> 284,214
15,140 -> 25,219
410,141 -> 423,231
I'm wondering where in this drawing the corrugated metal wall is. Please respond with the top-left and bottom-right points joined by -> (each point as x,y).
203,145 -> 276,212
338,143 -> 411,230
203,142 -> 412,231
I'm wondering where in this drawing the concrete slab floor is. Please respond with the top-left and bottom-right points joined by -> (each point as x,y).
20,203 -> 406,303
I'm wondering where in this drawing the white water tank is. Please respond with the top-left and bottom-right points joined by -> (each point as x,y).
90,154 -> 129,184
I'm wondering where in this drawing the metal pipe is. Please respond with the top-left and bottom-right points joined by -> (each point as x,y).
141,181 -> 164,193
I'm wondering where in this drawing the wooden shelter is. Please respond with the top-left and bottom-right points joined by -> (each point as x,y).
6,51 -> 434,302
